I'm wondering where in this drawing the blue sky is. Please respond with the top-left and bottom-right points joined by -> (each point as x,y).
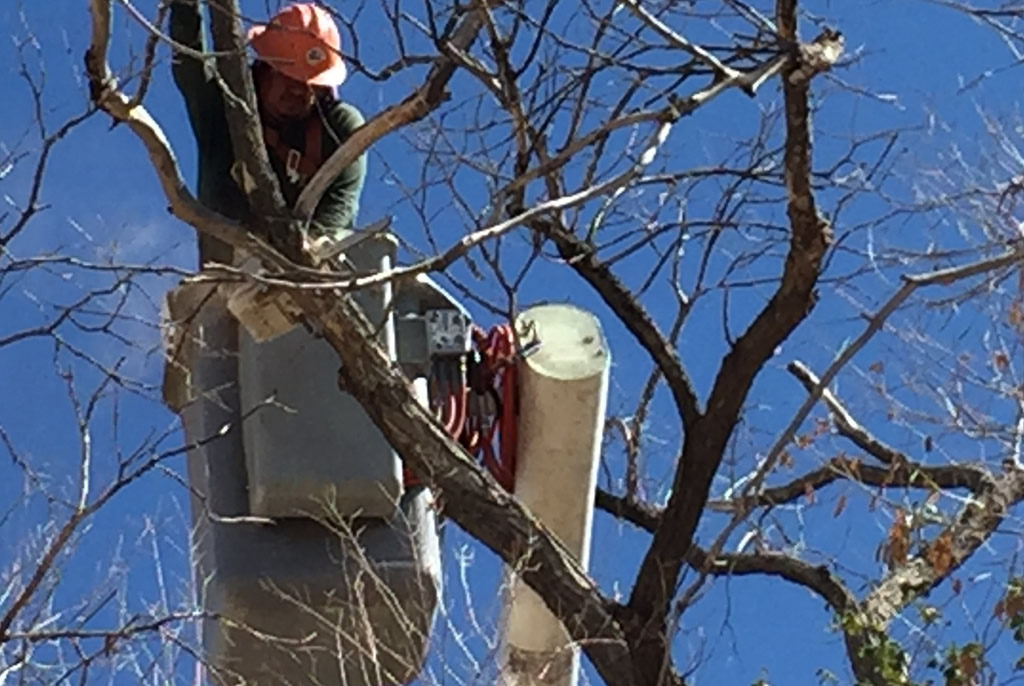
3,0 -> 1024,684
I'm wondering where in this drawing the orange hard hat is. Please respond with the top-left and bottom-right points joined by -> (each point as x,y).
248,3 -> 347,87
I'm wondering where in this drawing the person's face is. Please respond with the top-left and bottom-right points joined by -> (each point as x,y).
256,66 -> 315,122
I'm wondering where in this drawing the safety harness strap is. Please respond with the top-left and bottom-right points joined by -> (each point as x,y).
262,115 -> 323,184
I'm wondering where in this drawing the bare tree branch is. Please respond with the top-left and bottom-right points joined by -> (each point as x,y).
206,0 -> 287,225
625,15 -> 842,676
710,457 -> 988,513
863,466 -> 1024,629
544,224 -> 703,436
293,5 -> 487,222
746,245 -> 1024,507
84,0 -> 284,266
619,0 -> 745,84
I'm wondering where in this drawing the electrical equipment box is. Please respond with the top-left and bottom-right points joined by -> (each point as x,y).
392,277 -> 472,375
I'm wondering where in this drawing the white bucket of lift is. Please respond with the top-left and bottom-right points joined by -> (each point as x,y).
160,234 -> 468,686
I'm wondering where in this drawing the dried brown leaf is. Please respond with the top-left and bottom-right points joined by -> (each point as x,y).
1010,299 -> 1024,328
927,530 -> 954,576
883,509 -> 910,569
779,450 -> 793,468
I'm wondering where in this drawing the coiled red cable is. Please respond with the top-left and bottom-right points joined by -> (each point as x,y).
470,324 -> 517,491
404,323 -> 519,492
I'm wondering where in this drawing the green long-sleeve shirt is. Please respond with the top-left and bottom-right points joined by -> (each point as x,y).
169,0 -> 366,262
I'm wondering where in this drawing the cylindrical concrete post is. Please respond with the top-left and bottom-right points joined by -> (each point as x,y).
502,303 -> 610,686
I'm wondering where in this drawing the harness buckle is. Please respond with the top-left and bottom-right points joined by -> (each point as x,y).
285,148 -> 302,184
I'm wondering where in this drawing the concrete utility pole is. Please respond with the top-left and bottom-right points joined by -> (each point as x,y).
502,303 -> 610,686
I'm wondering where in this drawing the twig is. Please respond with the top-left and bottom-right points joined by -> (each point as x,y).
619,0 -> 743,84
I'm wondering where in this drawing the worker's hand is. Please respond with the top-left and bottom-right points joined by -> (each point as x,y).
304,234 -> 332,254
302,233 -> 334,266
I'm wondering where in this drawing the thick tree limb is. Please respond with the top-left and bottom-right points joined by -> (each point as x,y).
840,465 -> 1024,684
292,290 -> 638,686
625,15 -> 841,677
206,0 -> 287,224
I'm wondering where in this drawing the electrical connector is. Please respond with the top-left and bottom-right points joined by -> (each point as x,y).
425,309 -> 471,355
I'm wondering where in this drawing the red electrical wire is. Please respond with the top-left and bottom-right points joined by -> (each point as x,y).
495,363 -> 517,490
469,324 -> 518,491
406,323 -> 520,492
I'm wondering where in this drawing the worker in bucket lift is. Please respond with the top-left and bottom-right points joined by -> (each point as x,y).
170,1 -> 367,265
